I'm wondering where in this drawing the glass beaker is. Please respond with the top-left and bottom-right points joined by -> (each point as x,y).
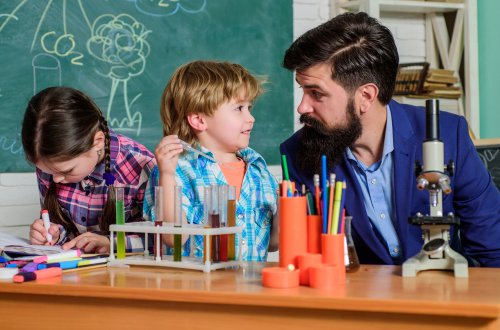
344,216 -> 360,272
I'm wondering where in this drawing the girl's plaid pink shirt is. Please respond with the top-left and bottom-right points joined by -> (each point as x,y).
36,130 -> 156,243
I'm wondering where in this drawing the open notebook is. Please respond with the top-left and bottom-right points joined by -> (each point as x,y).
0,231 -> 64,259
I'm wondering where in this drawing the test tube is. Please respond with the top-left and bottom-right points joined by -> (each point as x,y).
154,186 -> 163,261
227,186 -> 237,260
115,187 -> 126,259
203,186 -> 212,263
211,184 -> 220,263
173,185 -> 183,262
218,185 -> 228,262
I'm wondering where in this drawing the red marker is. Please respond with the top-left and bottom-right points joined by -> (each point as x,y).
13,267 -> 62,283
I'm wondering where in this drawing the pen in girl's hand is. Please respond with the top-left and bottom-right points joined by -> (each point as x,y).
41,209 -> 52,243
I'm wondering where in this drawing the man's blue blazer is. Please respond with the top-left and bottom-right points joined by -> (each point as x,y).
280,100 -> 500,267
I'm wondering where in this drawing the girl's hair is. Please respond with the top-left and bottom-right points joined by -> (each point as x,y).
160,60 -> 264,142
22,86 -> 116,237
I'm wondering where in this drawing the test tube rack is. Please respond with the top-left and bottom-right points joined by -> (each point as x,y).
108,222 -> 243,273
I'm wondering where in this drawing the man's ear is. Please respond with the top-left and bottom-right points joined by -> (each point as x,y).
187,113 -> 208,132
93,131 -> 105,150
357,83 -> 379,113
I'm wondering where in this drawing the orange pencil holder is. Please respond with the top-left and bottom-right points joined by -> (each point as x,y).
279,196 -> 307,268
321,233 -> 346,268
307,215 -> 322,254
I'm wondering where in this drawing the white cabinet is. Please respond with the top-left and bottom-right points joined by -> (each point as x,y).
330,0 -> 479,138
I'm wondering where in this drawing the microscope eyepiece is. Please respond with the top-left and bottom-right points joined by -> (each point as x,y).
425,99 -> 440,141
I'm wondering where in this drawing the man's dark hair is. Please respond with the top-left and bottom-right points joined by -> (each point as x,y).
283,12 -> 399,104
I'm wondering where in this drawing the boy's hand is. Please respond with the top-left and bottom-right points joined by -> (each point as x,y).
155,135 -> 184,176
29,219 -> 60,246
62,232 -> 110,254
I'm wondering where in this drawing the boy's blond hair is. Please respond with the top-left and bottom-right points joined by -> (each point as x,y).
160,60 -> 264,143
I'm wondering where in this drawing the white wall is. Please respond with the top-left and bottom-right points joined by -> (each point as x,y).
0,173 -> 39,239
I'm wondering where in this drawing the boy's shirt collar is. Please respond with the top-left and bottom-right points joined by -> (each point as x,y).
183,143 -> 261,168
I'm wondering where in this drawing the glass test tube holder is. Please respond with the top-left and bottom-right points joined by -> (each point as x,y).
108,222 -> 243,273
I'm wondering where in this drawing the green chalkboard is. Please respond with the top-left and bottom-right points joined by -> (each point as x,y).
0,0 -> 293,172
475,140 -> 500,191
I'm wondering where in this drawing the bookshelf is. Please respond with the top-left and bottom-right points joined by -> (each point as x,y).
330,0 -> 480,138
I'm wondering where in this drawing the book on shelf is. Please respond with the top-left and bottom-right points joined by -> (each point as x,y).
426,0 -> 463,3
423,82 -> 461,91
426,74 -> 459,84
428,68 -> 455,76
427,90 -> 462,98
427,68 -> 458,83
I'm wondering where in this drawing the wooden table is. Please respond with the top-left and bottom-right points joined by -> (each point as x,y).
0,264 -> 499,329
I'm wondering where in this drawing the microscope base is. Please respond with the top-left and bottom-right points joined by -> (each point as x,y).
402,245 -> 468,278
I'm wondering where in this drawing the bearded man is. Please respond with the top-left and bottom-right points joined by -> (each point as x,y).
279,12 -> 500,267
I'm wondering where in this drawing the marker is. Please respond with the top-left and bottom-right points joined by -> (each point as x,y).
33,249 -> 81,264
38,259 -> 80,270
78,257 -> 108,267
41,209 -> 52,243
21,262 -> 40,273
13,267 -> 62,283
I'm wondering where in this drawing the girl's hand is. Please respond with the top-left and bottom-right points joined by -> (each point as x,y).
62,232 -> 110,254
155,135 -> 184,176
29,219 -> 60,246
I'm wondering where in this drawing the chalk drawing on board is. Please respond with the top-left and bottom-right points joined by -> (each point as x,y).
0,133 -> 23,156
32,53 -> 62,95
0,0 -> 90,66
0,12 -> 19,27
130,0 -> 207,17
87,14 -> 151,136
478,148 -> 500,185
0,0 -> 22,32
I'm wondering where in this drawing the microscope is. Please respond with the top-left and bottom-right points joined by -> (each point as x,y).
402,99 -> 468,278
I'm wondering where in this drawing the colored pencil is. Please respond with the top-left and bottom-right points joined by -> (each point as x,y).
321,155 -> 327,233
281,155 -> 290,181
331,181 -> 343,235
327,173 -> 336,234
314,174 -> 320,216
338,182 -> 347,234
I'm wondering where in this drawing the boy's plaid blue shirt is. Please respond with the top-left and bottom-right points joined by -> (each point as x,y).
143,146 -> 278,261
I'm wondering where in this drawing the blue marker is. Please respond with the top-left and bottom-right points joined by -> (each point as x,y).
37,259 -> 80,270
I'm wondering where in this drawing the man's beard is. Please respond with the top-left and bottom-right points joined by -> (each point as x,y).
296,98 -> 362,176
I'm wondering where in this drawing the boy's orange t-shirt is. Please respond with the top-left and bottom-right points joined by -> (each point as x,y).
219,160 -> 246,200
